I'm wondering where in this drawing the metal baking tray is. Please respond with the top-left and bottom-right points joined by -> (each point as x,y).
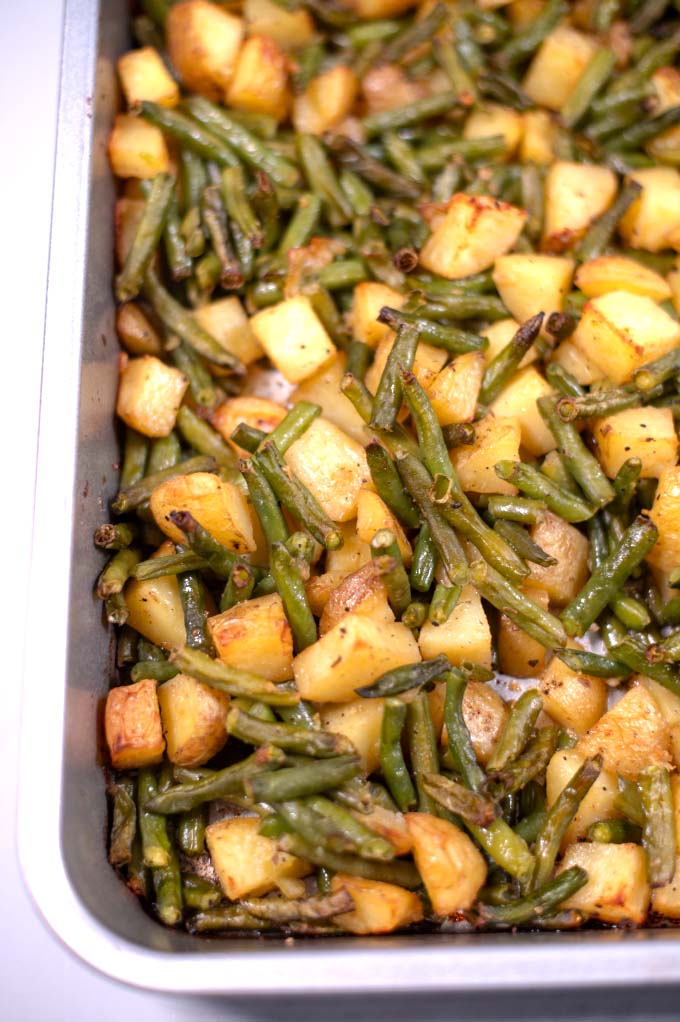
17,0 -> 680,994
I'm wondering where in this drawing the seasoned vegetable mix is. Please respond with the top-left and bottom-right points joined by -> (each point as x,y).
100,0 -> 680,935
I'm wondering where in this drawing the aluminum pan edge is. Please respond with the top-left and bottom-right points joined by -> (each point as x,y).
17,0 -> 680,994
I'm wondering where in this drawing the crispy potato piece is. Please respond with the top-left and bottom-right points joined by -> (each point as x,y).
522,27 -> 600,111
619,168 -> 680,253
520,109 -> 556,165
330,874 -> 423,934
211,395 -> 287,456
290,355 -> 368,445
483,318 -> 537,368
116,303 -> 163,357
365,334 -> 447,404
105,678 -> 165,770
497,586 -> 550,678
347,0 -> 418,17
114,198 -> 145,267
227,35 -> 291,121
493,254 -> 574,330
124,541 -> 187,650
108,114 -> 170,179
166,0 -> 244,101
356,488 -> 412,566
560,843 -> 650,925
318,562 -> 394,637
489,365 -> 555,456
250,295 -> 336,384
418,584 -> 492,669
157,673 -> 229,767
542,162 -> 617,253
428,352 -> 485,426
361,63 -> 427,115
194,297 -> 264,367
244,0 -> 315,49
647,466 -> 680,574
527,511 -> 590,607
539,645 -> 608,735
320,698 -> 385,773
550,339 -> 605,386
546,749 -> 620,848
206,817 -> 311,900
351,282 -> 405,349
575,255 -> 672,302
116,355 -> 188,439
150,472 -> 256,553
293,65 -> 359,135
352,806 -> 413,856
450,414 -> 521,495
593,406 -> 678,480
419,193 -> 526,280
463,104 -> 523,160
435,680 -> 509,763
574,684 -> 672,779
208,593 -> 294,682
285,418 -> 370,523
117,47 -> 179,108
406,813 -> 487,915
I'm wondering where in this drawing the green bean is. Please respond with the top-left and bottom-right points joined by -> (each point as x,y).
443,670 -> 486,794
366,442 -> 420,529
402,601 -> 429,629
221,165 -> 263,248
406,691 -> 441,814
95,522 -> 139,551
227,706 -> 350,758
467,819 -> 535,883
246,756 -> 361,804
255,442 -> 343,550
575,180 -> 643,262
170,646 -> 300,705
487,690 -> 544,773
477,867 -> 588,927
201,184 -> 244,289
240,888 -> 355,923
378,306 -> 487,355
139,101 -> 240,166
137,769 -> 172,867
587,818 -> 642,844
608,105 -> 680,150
640,765 -> 676,887
305,796 -> 395,861
396,454 -> 468,586
327,135 -> 420,200
479,313 -> 544,406
495,461 -> 594,524
383,132 -> 426,187
429,583 -> 461,625
147,746 -> 286,814
278,194 -> 322,261
241,458 -> 288,550
188,907 -> 268,932
470,559 -> 567,649
152,848 -> 183,927
496,0 -> 569,67
441,422 -> 476,449
433,35 -> 477,104
278,833 -> 421,889
296,133 -> 352,225
531,757 -> 601,891
538,396 -> 615,509
116,173 -> 175,301
555,387 -> 641,422
267,402 -> 321,454
379,699 -> 417,813
615,776 -> 647,828
97,547 -> 141,598
107,779 -> 137,867
423,773 -> 497,828
492,519 -> 555,568
181,873 -> 222,910
356,654 -> 450,699
177,571 -> 212,653
219,563 -> 256,613
177,806 -> 207,858
562,51 -> 616,129
231,424 -> 266,454
362,91 -> 461,138
492,727 -> 559,798
272,542 -> 320,652
370,322 -> 420,431
419,293 -> 509,322
410,524 -> 437,593
167,510 -> 250,580
634,349 -> 680,393
515,807 -> 548,845
120,428 -> 149,489
553,647 -> 628,678
339,169 -> 374,218
131,660 -> 179,683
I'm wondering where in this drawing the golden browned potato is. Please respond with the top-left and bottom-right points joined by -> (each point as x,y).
124,541 -> 186,650
542,162 -> 617,253
538,647 -> 608,735
157,673 -> 229,767
117,47 -> 179,108
497,586 -> 550,678
645,466 -> 680,576
318,562 -> 394,637
206,817 -> 311,899
285,418 -> 370,523
419,193 -> 526,280
115,303 -> 162,357
166,0 -> 244,101
520,109 -> 556,165
289,355 -> 368,445
351,282 -> 404,349
365,333 -> 447,402
493,253 -> 575,328
489,366 -> 555,456
116,355 -> 188,438
546,749 -> 620,848
105,678 -> 165,770
450,414 -> 521,495
575,255 -> 672,302
193,296 -> 264,367
575,684 -> 672,779
208,593 -> 294,682
226,35 -> 291,121
406,813 -> 487,915
428,352 -> 485,427
250,295 -> 337,383
108,114 -> 170,179
150,472 -> 256,553
619,167 -> 680,253
356,488 -> 412,566
352,805 -> 414,856
592,406 -> 678,480
211,395 -> 287,456
418,584 -> 492,668
330,874 -> 423,934
560,843 -> 650,925
463,104 -> 523,160
460,681 -> 509,766
320,698 -> 385,773
522,26 -> 599,111
244,0 -> 315,50
293,66 -> 359,135
527,511 -> 590,607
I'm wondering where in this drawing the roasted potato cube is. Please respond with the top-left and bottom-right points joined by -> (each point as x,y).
166,0 -> 244,101
406,813 -> 487,915
539,646 -> 608,735
319,562 -> 394,637
493,254 -> 575,329
244,0 -> 315,49
351,282 -> 405,349
647,467 -> 680,574
450,414 -> 521,495
418,584 -> 492,668
227,35 -> 291,120
124,542 -> 187,650
292,614 -> 420,702
356,488 -> 412,566
194,296 -> 264,366
575,684 -> 672,779
108,114 -> 170,179
428,352 -> 485,426
211,395 -> 287,456
560,842 -> 650,925
306,524 -> 372,615
150,471 -> 256,554
208,593 -> 294,682
593,406 -> 678,480
527,511 -> 590,606
206,817 -> 311,900
365,334 -> 447,401
546,749 -> 620,847
353,806 -> 413,856
285,417 -> 370,523
463,104 -> 523,160
250,295 -> 336,384
522,27 -> 600,111
157,673 -> 229,767
293,65 -> 359,135
330,873 -> 423,934
433,680 -> 508,762
571,291 -> 680,385
483,318 -> 537,367
489,365 -> 556,457
290,354 -> 368,445
652,855 -> 680,918
542,162 -> 617,254
116,355 -> 188,438
117,47 -> 180,109
320,698 -> 385,773
619,167 -> 680,253
116,303 -> 163,357
361,63 -> 427,115
497,585 -> 550,678
419,193 -> 526,280
575,255 -> 672,302
520,109 -> 556,165
550,338 -> 605,386
346,0 -> 418,17
105,678 -> 165,770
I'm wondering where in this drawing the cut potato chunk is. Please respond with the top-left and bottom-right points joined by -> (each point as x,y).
194,296 -> 264,367
116,355 -> 188,438
550,339 -> 605,386
356,488 -> 412,566
646,466 -> 680,575
351,282 -> 405,349
652,855 -> 680,918
489,365 -> 555,457
520,109 -> 556,165
593,406 -> 678,480
330,874 -> 423,934
497,585 -> 550,678
418,584 -> 492,668
150,472 -> 256,554
406,813 -> 487,915
619,167 -> 680,253
435,680 -> 509,763
293,614 -> 420,702
527,511 -> 590,606
157,673 -> 229,767
463,104 -> 523,160
428,352 -> 485,426
320,698 -> 385,773
108,114 -> 170,179
542,162 -> 617,253
227,35 -> 291,120
450,414 -> 521,495
285,418 -> 370,523
574,684 -> 672,779
546,749 -> 620,848
293,65 -> 359,135
346,0 -> 418,15
571,291 -> 680,385
250,295 -> 336,384
560,842 -> 650,925
365,334 -> 447,401
419,193 -> 526,280
206,817 -> 311,900
493,254 -> 575,329
318,562 -> 394,637
117,47 -> 179,109
361,63 -> 427,115
105,678 -> 165,770
124,542 -> 186,650
522,27 -> 600,111
575,255 -> 672,302
116,303 -> 163,357
539,646 -> 608,735
290,354 -> 368,445
211,395 -> 287,456
244,0 -> 315,51
166,0 -> 244,101
208,594 -> 294,682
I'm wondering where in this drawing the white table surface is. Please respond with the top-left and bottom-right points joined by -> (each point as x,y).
3,3 -> 680,1018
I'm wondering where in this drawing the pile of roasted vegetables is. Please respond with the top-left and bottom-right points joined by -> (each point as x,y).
98,0 -> 680,935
